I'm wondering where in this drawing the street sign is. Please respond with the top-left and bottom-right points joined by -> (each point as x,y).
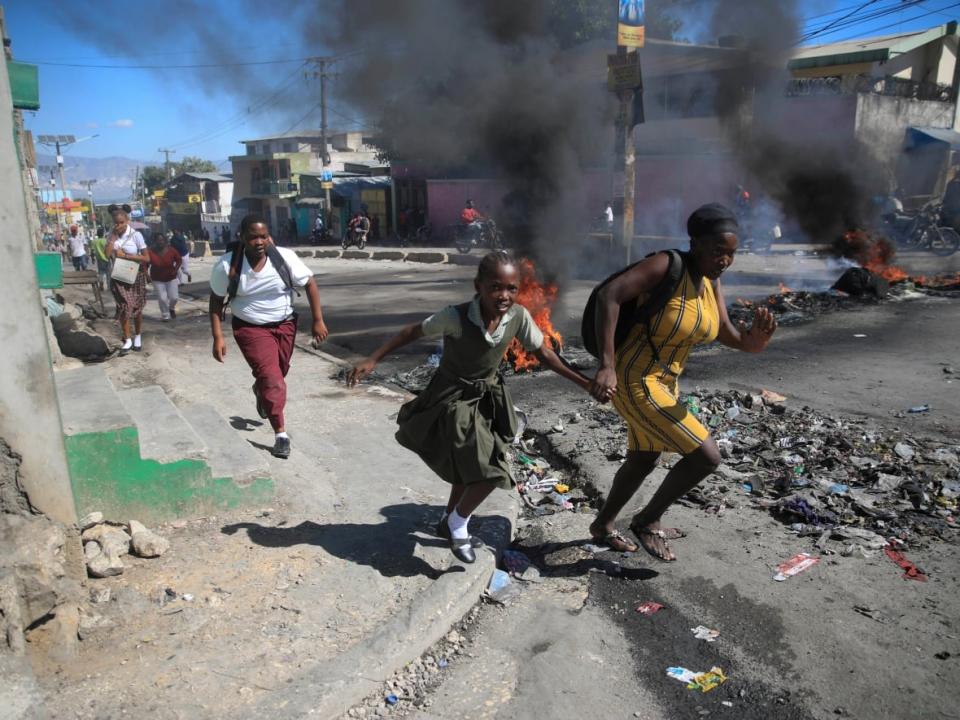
320,170 -> 333,182
607,51 -> 643,91
321,181 -> 333,190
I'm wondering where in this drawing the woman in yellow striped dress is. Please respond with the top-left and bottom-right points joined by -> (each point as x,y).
588,204 -> 777,561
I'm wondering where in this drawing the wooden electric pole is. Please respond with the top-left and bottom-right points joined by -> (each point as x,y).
608,49 -> 644,265
308,57 -> 336,221
158,148 -> 176,180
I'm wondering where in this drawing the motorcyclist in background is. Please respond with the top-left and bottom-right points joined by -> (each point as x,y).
460,199 -> 483,242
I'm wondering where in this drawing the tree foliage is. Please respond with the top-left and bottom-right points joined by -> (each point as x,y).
177,156 -> 218,174
141,157 -> 219,192
141,165 -> 167,192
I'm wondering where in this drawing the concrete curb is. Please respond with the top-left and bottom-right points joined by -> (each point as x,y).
244,486 -> 519,719
446,253 -> 481,266
342,250 -> 372,260
405,252 -> 447,264
314,249 -> 342,258
294,249 -> 314,258
371,250 -> 407,261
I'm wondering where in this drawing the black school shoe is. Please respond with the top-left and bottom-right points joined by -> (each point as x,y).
449,538 -> 476,564
272,436 -> 291,459
435,518 -> 483,548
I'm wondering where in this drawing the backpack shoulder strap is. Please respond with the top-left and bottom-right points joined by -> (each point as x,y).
634,249 -> 685,322
225,242 -> 245,304
266,245 -> 301,297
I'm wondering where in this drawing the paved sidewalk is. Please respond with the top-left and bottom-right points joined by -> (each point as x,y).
43,334 -> 518,719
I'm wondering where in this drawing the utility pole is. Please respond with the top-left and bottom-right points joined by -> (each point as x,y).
608,49 -> 644,266
77,179 -> 97,229
37,133 -> 98,232
158,147 -> 176,180
308,57 -> 336,222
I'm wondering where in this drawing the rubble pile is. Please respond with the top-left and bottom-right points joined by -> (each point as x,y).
680,388 -> 959,549
79,512 -> 169,578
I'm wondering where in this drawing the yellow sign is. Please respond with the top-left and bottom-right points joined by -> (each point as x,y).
321,181 -> 333,190
617,0 -> 645,48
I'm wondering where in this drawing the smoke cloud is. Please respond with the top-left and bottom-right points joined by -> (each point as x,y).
322,0 -> 615,276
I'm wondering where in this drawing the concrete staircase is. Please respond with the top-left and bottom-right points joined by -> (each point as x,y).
56,366 -> 272,523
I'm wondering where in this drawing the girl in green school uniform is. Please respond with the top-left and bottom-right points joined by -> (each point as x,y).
348,251 -> 600,563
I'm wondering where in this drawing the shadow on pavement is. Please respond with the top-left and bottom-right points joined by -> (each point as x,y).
517,538 -> 660,581
221,504 -> 512,580
229,415 -> 264,431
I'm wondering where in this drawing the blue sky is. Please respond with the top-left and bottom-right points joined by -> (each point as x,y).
7,0 -> 960,166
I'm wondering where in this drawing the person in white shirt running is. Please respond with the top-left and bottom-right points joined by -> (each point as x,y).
208,213 -> 329,458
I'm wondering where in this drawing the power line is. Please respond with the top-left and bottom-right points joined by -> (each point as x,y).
164,63 -> 308,150
820,0 -> 960,41
799,0 -> 931,43
801,0 -> 884,42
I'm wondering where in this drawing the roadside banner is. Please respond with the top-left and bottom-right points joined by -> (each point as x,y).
617,0 -> 645,48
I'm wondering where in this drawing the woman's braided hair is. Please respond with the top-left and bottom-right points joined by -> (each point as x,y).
476,250 -> 516,283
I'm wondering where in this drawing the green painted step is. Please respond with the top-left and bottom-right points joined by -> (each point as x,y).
55,366 -> 273,523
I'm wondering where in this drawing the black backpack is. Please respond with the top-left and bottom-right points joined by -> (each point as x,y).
581,249 -> 686,361
222,241 -> 300,314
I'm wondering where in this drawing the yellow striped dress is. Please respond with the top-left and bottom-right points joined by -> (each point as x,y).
611,269 -> 720,454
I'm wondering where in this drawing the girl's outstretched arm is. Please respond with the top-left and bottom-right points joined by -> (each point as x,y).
347,322 -> 425,386
533,344 -> 594,396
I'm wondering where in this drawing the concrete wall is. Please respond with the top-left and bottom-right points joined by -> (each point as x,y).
0,53 -> 76,523
855,93 -> 956,178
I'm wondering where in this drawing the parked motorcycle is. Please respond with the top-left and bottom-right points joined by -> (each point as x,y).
311,227 -> 333,245
882,203 -> 959,256
454,218 -> 502,254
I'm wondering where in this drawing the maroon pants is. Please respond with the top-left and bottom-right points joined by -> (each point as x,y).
232,316 -> 297,431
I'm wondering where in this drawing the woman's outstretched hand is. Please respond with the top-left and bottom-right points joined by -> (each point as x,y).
590,365 -> 618,403
347,358 -> 376,387
739,306 -> 777,353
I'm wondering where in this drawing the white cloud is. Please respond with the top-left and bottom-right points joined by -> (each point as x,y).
109,119 -> 134,128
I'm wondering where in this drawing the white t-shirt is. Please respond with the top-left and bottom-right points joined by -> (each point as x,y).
605,206 -> 614,223
111,227 -> 147,255
68,234 -> 87,258
210,246 -> 313,325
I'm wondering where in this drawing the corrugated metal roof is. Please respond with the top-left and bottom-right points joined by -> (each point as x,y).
906,126 -> 960,151
176,172 -> 232,182
790,23 -> 957,71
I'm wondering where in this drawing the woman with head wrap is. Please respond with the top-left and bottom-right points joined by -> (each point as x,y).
106,204 -> 150,355
587,203 -> 778,561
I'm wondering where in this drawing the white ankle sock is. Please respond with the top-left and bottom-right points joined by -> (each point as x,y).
276,431 -> 289,440
133,334 -> 142,347
447,509 -> 470,542
121,338 -> 132,350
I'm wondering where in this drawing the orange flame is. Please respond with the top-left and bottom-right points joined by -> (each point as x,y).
839,230 -> 909,283
507,258 -> 562,371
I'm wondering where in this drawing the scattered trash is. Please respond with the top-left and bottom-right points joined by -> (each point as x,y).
893,442 -> 915,461
385,694 -> 399,705
685,396 -> 701,416
583,543 -> 607,554
667,666 -> 728,692
883,545 -> 927,582
853,334 -> 867,338
691,625 -> 720,642
438,658 -> 449,668
773,552 -> 820,581
501,549 -> 531,575
689,667 -> 728,693
551,419 -> 565,433
485,569 -> 522,605
635,601 -> 664,616
761,389 -> 787,404
666,666 -> 699,684
554,483 -> 570,494
935,651 -> 951,660
907,405 -> 930,414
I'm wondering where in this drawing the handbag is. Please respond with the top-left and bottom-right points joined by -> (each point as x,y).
111,258 -> 140,284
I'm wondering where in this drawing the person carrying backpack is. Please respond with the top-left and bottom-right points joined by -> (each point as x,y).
208,213 -> 329,458
585,203 -> 777,561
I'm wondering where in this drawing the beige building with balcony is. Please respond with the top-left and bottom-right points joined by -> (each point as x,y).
229,130 -> 380,238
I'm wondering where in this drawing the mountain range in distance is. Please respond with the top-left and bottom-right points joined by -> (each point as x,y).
36,154 -> 227,203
